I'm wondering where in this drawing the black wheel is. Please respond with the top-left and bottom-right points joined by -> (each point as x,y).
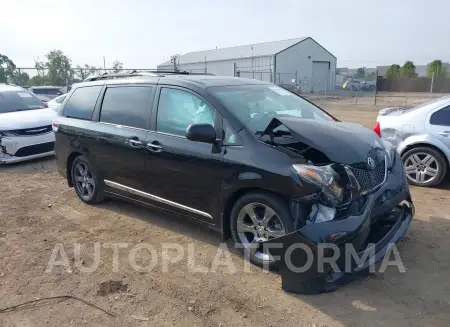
71,155 -> 104,204
402,146 -> 447,187
230,192 -> 295,268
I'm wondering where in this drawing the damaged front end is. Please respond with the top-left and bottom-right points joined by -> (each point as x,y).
258,117 -> 414,294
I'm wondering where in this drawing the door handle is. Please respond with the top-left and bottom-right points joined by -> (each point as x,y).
439,131 -> 450,137
147,141 -> 163,152
126,139 -> 143,147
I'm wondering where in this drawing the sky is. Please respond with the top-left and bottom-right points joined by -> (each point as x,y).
2,0 -> 450,69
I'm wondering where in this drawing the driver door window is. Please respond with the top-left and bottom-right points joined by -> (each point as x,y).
156,88 -> 216,137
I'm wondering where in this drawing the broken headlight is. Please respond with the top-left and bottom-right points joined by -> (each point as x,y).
380,139 -> 396,167
293,164 -> 361,207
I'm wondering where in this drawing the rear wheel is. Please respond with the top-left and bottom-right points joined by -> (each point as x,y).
230,192 -> 295,268
402,146 -> 447,187
71,155 -> 104,204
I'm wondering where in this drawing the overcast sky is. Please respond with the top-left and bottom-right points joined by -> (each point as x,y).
2,0 -> 449,69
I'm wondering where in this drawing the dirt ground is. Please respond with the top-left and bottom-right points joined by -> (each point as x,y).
1,104 -> 450,327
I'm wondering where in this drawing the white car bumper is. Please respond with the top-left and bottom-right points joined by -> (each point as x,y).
0,132 -> 55,164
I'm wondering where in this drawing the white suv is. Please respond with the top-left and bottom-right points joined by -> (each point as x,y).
0,84 -> 58,164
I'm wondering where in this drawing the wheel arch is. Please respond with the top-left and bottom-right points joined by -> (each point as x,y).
220,187 -> 289,241
401,142 -> 449,168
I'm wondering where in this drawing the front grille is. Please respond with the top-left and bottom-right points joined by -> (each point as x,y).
9,125 -> 52,136
14,142 -> 54,157
348,156 -> 387,194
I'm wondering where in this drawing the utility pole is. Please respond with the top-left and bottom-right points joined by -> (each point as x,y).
103,56 -> 106,73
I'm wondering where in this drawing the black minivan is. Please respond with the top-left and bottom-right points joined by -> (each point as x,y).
54,72 -> 413,293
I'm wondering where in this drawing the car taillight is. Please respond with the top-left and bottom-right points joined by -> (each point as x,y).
373,121 -> 381,136
52,121 -> 59,132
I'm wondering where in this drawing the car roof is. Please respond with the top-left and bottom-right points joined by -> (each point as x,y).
0,83 -> 26,92
74,74 -> 270,89
29,86 -> 64,89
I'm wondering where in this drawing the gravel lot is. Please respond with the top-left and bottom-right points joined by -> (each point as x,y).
1,104 -> 450,327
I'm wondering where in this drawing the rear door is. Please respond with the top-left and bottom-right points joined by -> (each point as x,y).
86,84 -> 155,193
142,86 -> 224,223
426,105 -> 450,150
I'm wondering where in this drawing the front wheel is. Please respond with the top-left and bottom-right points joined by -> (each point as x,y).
402,146 -> 447,187
230,192 -> 295,268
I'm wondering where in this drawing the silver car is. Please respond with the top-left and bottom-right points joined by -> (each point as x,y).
374,96 -> 450,187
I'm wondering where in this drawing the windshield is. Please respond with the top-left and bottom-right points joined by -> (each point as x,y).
0,90 -> 45,113
209,84 -> 335,133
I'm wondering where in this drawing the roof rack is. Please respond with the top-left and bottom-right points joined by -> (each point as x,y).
83,70 -> 215,82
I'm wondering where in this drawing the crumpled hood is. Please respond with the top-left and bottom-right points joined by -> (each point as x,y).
0,108 -> 57,131
267,117 -> 385,165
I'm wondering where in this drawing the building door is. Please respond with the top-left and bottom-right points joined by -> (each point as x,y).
312,61 -> 330,92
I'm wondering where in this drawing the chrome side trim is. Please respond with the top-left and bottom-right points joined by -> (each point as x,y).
104,180 -> 213,219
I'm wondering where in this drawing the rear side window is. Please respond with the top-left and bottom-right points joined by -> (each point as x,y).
99,86 -> 153,129
430,106 -> 450,126
63,86 -> 102,120
0,90 -> 44,113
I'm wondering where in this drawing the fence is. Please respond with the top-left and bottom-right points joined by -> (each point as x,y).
234,64 -> 378,105
7,67 -> 157,88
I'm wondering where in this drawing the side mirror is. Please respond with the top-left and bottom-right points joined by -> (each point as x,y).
186,123 -> 216,143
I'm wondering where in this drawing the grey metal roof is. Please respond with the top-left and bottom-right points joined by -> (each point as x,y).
159,37 -> 308,66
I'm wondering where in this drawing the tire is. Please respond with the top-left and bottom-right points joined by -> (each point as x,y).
401,146 -> 447,187
230,192 -> 295,268
71,155 -> 105,204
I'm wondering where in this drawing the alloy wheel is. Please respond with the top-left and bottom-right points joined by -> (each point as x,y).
236,202 -> 286,262
404,152 -> 439,185
74,161 -> 96,200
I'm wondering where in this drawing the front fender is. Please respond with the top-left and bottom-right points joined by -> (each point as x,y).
397,134 -> 450,163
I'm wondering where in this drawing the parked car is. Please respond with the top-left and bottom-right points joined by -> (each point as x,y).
28,86 -> 66,102
54,72 -> 413,294
374,96 -> 450,187
0,84 -> 58,164
46,93 -> 67,115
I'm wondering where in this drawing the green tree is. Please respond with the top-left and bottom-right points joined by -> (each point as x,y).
0,54 -> 17,83
427,60 -> 447,78
45,50 -> 74,86
112,60 -> 123,73
385,64 -> 401,79
10,71 -> 30,86
75,64 -> 100,80
400,61 -> 417,78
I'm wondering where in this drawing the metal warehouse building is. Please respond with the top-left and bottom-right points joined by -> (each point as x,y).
158,37 -> 336,92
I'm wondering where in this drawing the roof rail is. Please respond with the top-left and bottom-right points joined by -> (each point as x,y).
83,70 -> 215,82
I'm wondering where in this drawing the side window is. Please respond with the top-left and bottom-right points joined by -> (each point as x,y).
156,88 -> 216,137
223,119 -> 242,145
99,86 -> 153,129
63,86 -> 102,120
430,106 -> 450,126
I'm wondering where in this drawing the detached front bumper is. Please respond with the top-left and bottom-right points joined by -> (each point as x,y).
262,156 -> 414,294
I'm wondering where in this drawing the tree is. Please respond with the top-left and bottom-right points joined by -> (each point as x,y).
385,64 -> 401,79
76,64 -> 100,80
355,67 -> 365,79
400,61 -> 417,78
112,60 -> 123,73
0,54 -> 17,83
45,50 -> 74,86
427,60 -> 447,78
10,71 -> 30,86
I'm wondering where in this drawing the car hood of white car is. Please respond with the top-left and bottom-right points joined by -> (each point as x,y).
0,108 -> 58,131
